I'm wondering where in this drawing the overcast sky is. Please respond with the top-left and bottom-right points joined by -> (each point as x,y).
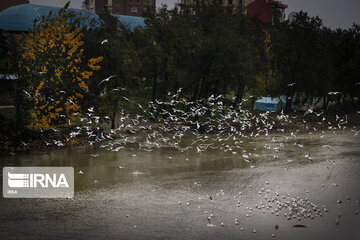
30,0 -> 360,29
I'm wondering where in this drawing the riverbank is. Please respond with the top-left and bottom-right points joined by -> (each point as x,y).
1,109 -> 359,155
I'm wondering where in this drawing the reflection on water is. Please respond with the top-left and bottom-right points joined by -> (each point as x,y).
0,131 -> 359,240
1,132 -> 351,190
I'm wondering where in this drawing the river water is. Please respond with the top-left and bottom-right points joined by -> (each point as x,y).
1,130 -> 359,239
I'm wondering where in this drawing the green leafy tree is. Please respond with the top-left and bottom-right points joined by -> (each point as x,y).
271,11 -> 325,111
333,25 -> 360,108
83,11 -> 141,128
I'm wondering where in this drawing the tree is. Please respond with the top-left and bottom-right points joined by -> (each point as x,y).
19,3 -> 102,131
270,11 -> 325,111
83,11 -> 141,128
133,1 -> 266,109
333,24 -> 360,108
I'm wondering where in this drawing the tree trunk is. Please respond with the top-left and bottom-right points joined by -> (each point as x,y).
162,58 -> 169,99
202,78 -> 210,99
314,97 -> 321,106
177,80 -> 196,100
151,62 -> 157,102
191,78 -> 201,101
285,96 -> 293,112
322,96 -> 327,110
199,77 -> 206,99
15,74 -> 29,135
111,101 -> 117,129
222,80 -> 228,97
233,82 -> 244,108
213,78 -> 220,96
301,96 -> 309,106
163,71 -> 169,100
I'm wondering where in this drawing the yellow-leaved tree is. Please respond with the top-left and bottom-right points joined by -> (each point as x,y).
20,3 -> 102,130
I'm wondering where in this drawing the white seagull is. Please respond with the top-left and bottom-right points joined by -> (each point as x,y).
287,83 -> 296,87
22,90 -> 31,98
98,75 -> 116,85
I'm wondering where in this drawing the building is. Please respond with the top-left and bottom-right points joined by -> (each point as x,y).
179,0 -> 246,11
179,0 -> 287,23
0,4 -> 146,32
82,0 -> 155,17
0,0 -> 29,12
246,0 -> 287,23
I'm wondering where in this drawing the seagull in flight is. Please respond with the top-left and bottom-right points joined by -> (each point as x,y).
328,92 -> 341,95
99,75 -> 116,85
22,90 -> 31,98
67,98 -> 75,104
113,87 -> 127,91
351,129 -> 360,136
287,83 -> 296,87
101,39 -> 109,45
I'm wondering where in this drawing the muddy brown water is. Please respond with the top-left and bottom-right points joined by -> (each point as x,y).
0,130 -> 359,239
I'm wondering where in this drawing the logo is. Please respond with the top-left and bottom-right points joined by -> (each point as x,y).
8,172 -> 69,188
3,167 -> 74,198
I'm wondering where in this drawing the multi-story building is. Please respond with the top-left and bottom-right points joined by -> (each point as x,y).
179,0 -> 246,12
0,0 -> 29,12
247,0 -> 287,23
179,0 -> 287,23
82,0 -> 155,17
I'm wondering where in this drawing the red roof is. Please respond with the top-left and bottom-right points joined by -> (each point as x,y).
269,0 -> 288,9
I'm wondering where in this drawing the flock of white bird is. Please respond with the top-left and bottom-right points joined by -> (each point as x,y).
38,82 -> 356,172
69,86 -> 359,235
17,38 -> 359,238
67,87 -> 356,156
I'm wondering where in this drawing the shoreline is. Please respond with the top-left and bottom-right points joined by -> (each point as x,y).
1,111 -> 359,156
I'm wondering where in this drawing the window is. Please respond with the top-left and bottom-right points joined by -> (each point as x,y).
137,0 -> 140,4
144,0 -> 147,4
149,0 -> 153,4
228,0 -> 233,5
131,7 -> 138,13
129,0 -> 133,4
